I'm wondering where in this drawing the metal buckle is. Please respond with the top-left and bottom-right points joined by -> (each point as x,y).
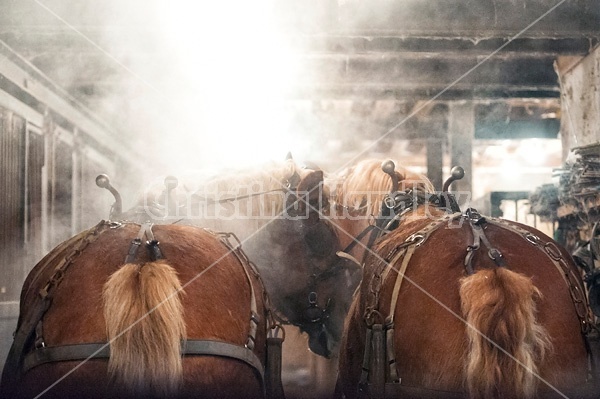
525,233 -> 540,245
406,233 -> 425,247
383,195 -> 396,209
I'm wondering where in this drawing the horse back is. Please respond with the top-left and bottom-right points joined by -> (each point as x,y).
339,212 -> 591,398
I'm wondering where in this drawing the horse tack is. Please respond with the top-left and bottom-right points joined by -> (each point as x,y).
123,222 -> 164,263
342,188 -> 440,268
357,209 -> 596,398
461,209 -> 592,334
463,208 -> 506,275
483,217 -> 594,335
466,213 -> 597,384
7,222 -> 285,399
1,220 -> 112,391
184,228 -> 287,399
208,229 -> 268,350
208,229 -> 287,399
123,223 -> 276,353
359,212 -> 463,398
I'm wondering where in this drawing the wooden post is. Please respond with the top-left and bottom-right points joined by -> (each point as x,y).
426,137 -> 444,191
448,102 -> 474,207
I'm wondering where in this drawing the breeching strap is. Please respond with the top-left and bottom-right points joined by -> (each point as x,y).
212,229 -> 286,398
22,340 -> 265,378
484,217 -> 593,335
358,212 -> 462,398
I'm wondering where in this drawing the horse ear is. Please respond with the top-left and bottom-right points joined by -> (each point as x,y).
285,152 -> 293,161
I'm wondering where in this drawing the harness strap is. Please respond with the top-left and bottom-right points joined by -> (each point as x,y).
359,212 -> 462,398
386,245 -> 416,326
464,209 -> 506,275
192,188 -> 291,205
125,222 -> 163,263
358,328 -> 373,396
22,340 -> 266,382
336,251 -> 362,268
190,228 -> 285,396
383,245 -> 415,385
265,336 -> 285,399
341,225 -> 378,255
213,230 -> 261,350
143,223 -> 164,261
370,324 -> 386,399
386,213 -> 463,388
124,223 -> 147,264
485,218 -> 593,334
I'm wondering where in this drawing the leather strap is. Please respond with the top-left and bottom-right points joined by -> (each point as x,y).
23,343 -> 109,371
386,245 -> 416,326
23,340 -> 265,380
341,224 -> 377,256
464,209 -> 506,275
485,217 -> 593,334
212,231 -> 261,350
265,337 -> 285,399
124,223 -> 147,264
359,212 -> 462,398
124,222 -> 164,263
380,383 -> 465,398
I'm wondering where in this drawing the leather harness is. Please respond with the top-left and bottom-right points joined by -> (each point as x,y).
355,208 -> 595,398
1,221 -> 284,399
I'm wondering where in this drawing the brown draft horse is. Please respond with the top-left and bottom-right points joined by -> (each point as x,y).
1,222 -> 274,399
1,159 -> 359,398
118,157 -> 362,358
330,159 -> 596,398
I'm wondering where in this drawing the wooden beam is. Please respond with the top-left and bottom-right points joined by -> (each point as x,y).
295,36 -> 599,56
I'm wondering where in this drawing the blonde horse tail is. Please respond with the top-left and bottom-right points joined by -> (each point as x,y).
459,267 -> 551,399
103,261 -> 186,397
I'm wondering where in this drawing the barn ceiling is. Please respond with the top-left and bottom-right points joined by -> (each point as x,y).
1,0 -> 599,170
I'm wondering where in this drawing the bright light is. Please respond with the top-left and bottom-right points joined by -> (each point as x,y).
516,139 -> 548,166
501,158 -> 521,178
153,1 -> 301,167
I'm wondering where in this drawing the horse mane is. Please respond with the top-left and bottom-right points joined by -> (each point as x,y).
125,158 -> 300,223
329,159 -> 434,217
189,158 -> 298,217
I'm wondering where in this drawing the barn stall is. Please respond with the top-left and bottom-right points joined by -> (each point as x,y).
0,1 -> 599,398
0,39 -> 153,369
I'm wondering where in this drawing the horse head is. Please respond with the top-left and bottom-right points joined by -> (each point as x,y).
246,166 -> 362,358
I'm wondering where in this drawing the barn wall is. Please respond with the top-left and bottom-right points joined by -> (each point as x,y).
0,108 -> 26,301
559,44 -> 600,155
0,41 -> 142,376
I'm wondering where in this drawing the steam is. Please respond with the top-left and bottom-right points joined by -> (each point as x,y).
91,0 -> 306,174
1,0 -> 565,238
